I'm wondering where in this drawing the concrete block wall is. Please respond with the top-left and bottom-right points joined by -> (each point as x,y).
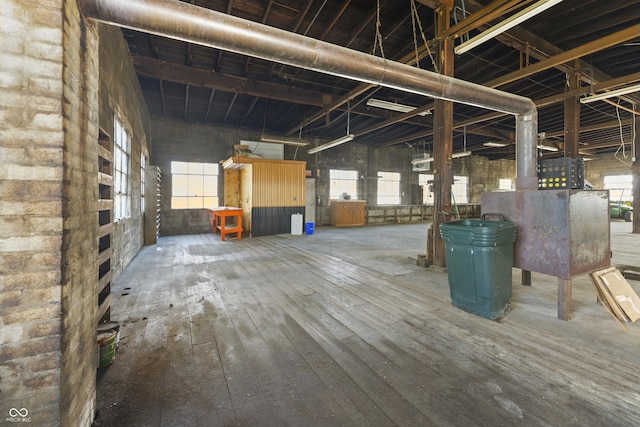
454,156 -> 516,203
98,25 -> 151,278
151,119 -> 260,235
311,143 -> 414,224
149,119 -> 519,231
585,153 -> 633,190
1,1 -> 98,426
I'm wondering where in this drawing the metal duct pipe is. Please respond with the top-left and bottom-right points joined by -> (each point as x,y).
80,0 -> 538,190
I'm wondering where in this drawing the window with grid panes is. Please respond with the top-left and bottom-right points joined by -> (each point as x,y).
171,161 -> 219,209
329,169 -> 358,200
377,172 -> 401,205
113,116 -> 130,221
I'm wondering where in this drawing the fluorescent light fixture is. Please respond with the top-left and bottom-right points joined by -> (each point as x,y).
411,157 -> 434,165
537,144 -> 559,152
452,151 -> 472,158
579,83 -> 640,104
483,141 -> 509,148
259,135 -> 309,146
455,0 -> 564,55
307,134 -> 355,154
366,99 -> 431,116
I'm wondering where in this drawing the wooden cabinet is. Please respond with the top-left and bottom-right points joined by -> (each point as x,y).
330,200 -> 366,226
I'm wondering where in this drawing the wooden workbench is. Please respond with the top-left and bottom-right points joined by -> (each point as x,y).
208,207 -> 243,241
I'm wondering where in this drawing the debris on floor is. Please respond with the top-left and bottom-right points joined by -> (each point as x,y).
590,267 -> 640,330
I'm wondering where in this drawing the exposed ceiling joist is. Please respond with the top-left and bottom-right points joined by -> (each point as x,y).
132,56 -> 334,107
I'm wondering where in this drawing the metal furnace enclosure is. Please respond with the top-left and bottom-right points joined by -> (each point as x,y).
481,190 -> 610,278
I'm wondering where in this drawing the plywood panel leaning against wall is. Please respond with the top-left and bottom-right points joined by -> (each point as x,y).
223,157 -> 306,236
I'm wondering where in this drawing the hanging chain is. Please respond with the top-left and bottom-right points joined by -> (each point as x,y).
373,0 -> 385,59
410,0 -> 420,68
410,0 -> 439,73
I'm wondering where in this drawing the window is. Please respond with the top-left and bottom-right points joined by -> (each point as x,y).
113,116 -> 130,221
604,175 -> 633,201
419,174 -> 434,205
171,161 -> 219,209
452,176 -> 469,204
377,172 -> 401,205
419,174 -> 468,204
329,169 -> 358,200
141,154 -> 147,213
499,178 -> 513,190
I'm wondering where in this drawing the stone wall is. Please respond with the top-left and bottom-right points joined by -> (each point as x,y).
1,2 -> 149,426
60,1 -> 100,425
0,1 -> 98,426
98,25 -> 150,278
1,1 -> 66,424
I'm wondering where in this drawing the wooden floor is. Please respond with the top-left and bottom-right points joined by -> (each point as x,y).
94,221 -> 640,427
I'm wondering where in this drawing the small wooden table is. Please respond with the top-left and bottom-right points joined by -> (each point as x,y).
208,207 -> 243,241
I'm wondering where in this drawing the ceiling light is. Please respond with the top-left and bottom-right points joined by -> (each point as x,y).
537,144 -> 559,152
483,141 -> 509,148
366,99 -> 431,116
307,134 -> 355,154
260,135 -> 309,146
579,83 -> 640,104
454,0 -> 564,55
452,151 -> 472,158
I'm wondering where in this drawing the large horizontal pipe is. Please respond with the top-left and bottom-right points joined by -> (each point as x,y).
80,0 -> 538,189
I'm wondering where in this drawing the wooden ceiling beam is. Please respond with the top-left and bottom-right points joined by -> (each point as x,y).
483,25 -> 640,88
285,0 -> 528,136
319,0 -> 352,41
345,1 -> 384,48
544,118 -> 634,139
132,56 -> 334,107
203,89 -> 215,122
214,0 -> 235,72
223,93 -> 238,123
379,72 -> 640,147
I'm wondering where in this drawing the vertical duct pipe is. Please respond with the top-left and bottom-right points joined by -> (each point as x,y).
80,0 -> 538,189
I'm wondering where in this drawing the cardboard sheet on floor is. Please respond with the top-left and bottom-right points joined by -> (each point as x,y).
591,267 -> 640,325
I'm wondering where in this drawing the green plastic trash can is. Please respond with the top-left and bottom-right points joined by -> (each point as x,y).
439,214 -> 517,320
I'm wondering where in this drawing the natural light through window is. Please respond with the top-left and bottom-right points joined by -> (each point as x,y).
452,176 -> 469,204
419,174 -> 434,205
113,116 -> 130,221
419,175 -> 468,204
604,175 -> 633,201
329,169 -> 358,200
377,172 -> 401,205
171,161 -> 219,209
499,178 -> 513,190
